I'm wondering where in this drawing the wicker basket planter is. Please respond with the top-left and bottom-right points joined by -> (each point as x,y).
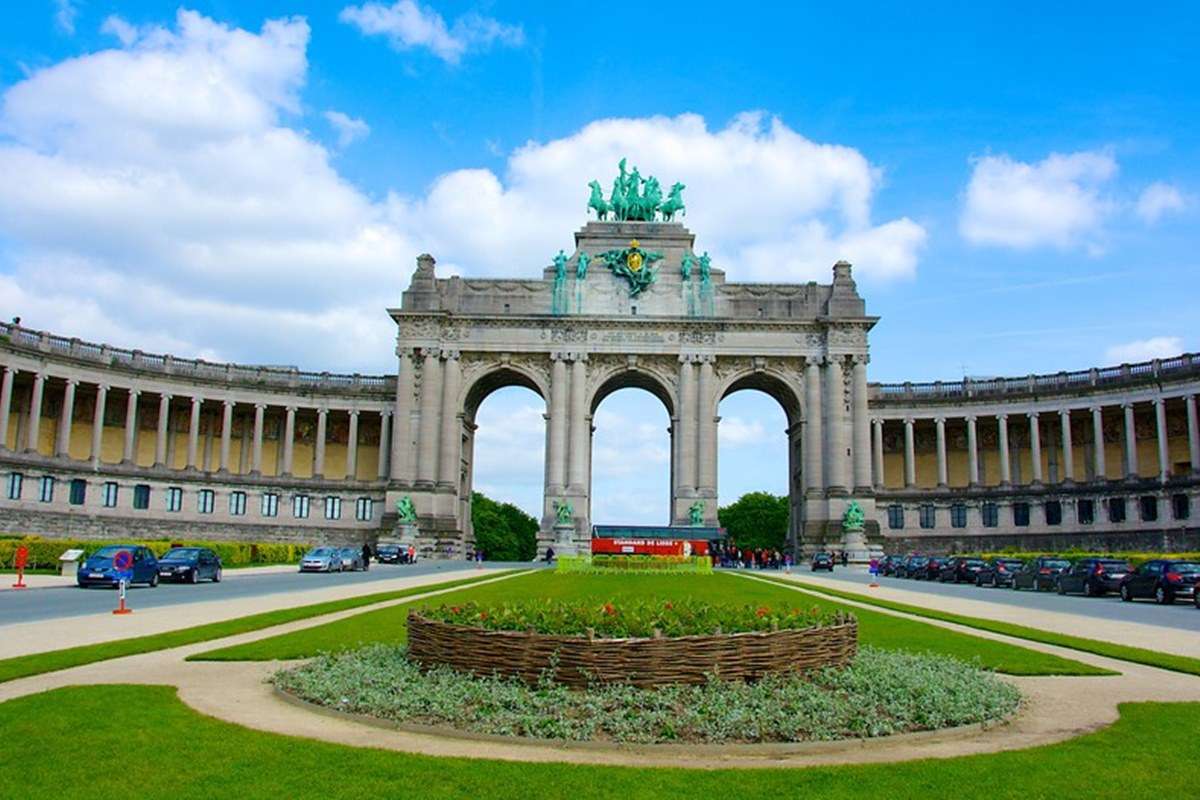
406,611 -> 857,688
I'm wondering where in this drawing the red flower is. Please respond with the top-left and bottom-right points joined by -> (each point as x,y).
450,606 -> 461,614
755,606 -> 770,618
663,601 -> 674,610
603,602 -> 616,616
478,611 -> 488,620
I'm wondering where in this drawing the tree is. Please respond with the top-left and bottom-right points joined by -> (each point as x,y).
717,492 -> 789,551
471,492 -> 538,561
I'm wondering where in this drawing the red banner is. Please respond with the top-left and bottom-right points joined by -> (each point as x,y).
591,538 -> 710,556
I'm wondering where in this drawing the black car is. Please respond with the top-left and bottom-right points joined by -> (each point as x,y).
1012,557 -> 1071,591
938,557 -> 987,583
915,556 -> 946,581
1119,560 -> 1200,605
157,547 -> 223,583
880,555 -> 906,576
375,543 -> 404,564
811,552 -> 834,571
897,555 -> 928,579
975,558 -> 1025,588
1056,558 -> 1130,597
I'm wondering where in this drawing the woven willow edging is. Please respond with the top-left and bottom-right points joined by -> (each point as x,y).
406,611 -> 858,687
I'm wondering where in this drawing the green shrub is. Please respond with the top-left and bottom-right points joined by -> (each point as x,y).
418,598 -> 849,638
557,554 -> 713,574
0,536 -> 313,570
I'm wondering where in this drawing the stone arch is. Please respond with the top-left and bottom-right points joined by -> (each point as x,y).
588,365 -> 676,418
714,367 -> 803,427
461,362 -> 549,424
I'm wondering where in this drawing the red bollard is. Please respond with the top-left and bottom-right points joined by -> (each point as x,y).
113,579 -> 132,615
11,546 -> 29,589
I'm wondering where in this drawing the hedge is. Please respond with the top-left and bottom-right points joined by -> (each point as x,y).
0,536 -> 313,570
556,554 -> 713,575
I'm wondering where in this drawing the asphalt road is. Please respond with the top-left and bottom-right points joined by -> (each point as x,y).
0,561 -> 533,625
788,567 -> 1200,633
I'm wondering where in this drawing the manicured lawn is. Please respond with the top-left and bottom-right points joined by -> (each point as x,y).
196,571 -> 1109,675
756,574 -> 1200,677
0,571 -> 519,684
0,685 -> 1196,799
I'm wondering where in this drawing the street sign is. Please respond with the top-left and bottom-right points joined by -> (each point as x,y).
112,549 -> 134,580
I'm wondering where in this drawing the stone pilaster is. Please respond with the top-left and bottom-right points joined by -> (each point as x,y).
219,400 -> 233,473
186,396 -> 202,470
803,359 -> 823,496
56,378 -> 77,457
871,418 -> 884,489
391,350 -> 415,483
1091,406 -> 1107,480
416,349 -> 441,487
697,355 -> 717,495
567,354 -> 589,491
1122,402 -> 1138,479
91,384 -> 108,465
997,414 -> 1011,486
345,410 -> 359,479
547,353 -> 567,494
437,351 -> 460,488
934,416 -> 947,487
122,388 -> 140,463
1187,395 -> 1200,474
851,356 -> 872,492
281,406 -> 296,476
1153,398 -> 1169,482
251,402 -> 265,475
25,372 -> 45,453
314,408 -> 327,477
676,355 -> 696,499
378,409 -> 393,479
824,356 -> 847,494
1028,411 -> 1042,484
903,417 -> 916,488
1059,409 -> 1074,483
966,415 -> 980,486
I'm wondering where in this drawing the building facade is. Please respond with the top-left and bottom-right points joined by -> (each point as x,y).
1,216 -> 1197,556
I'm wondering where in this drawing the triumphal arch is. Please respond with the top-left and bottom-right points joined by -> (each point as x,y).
387,162 -> 882,557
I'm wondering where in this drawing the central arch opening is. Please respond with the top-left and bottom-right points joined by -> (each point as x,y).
590,386 -> 672,526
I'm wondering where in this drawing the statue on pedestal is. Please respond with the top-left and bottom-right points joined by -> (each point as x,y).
688,500 -> 705,526
395,495 -> 419,546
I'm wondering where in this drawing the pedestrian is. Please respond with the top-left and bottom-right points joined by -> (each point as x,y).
407,544 -> 415,564
841,551 -> 849,567
361,542 -> 371,571
545,546 -> 555,563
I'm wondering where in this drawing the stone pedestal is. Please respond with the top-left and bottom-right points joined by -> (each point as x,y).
553,523 -> 582,557
397,523 -> 420,547
839,528 -> 881,563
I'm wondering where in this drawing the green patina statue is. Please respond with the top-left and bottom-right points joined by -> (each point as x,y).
680,251 -> 695,280
698,251 -> 712,284
842,500 -> 865,533
660,182 -> 686,221
575,250 -> 589,280
586,180 -> 609,220
589,160 -> 685,222
688,500 -> 705,526
551,249 -> 569,315
553,249 -> 568,281
553,499 -> 574,526
395,496 -> 417,524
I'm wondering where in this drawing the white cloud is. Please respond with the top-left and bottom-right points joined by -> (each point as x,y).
100,15 -> 139,47
718,416 -> 767,447
960,150 -> 1117,253
54,0 -> 77,35
1135,182 -> 1187,224
324,110 -> 370,148
1104,337 -> 1184,364
339,0 -> 524,64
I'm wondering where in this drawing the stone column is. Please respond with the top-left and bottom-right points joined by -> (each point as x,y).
824,356 -> 847,494
378,410 -> 393,479
903,417 -> 916,488
281,406 -> 296,476
251,403 -> 265,475
90,384 -> 108,465
153,393 -> 172,467
1122,403 -> 1138,478
676,356 -> 696,495
121,388 -> 139,463
56,378 -> 77,457
314,408 -> 327,477
437,351 -> 460,488
547,354 -> 567,493
219,400 -> 234,473
851,356 -> 872,492
1028,412 -> 1043,484
391,350 -> 415,482
345,410 -> 359,479
697,356 -> 717,493
803,360 -> 823,495
997,414 -> 1011,485
966,415 -> 980,486
0,366 -> 13,450
26,372 -> 45,453
1091,406 -> 1107,480
871,418 -> 884,489
186,397 -> 202,470
934,417 -> 948,487
1059,409 -> 1075,483
1153,398 -> 1169,482
417,349 -> 441,486
568,355 -> 588,490
1187,395 -> 1200,474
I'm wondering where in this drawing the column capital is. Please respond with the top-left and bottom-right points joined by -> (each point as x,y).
441,349 -> 460,361
1059,407 -> 1071,417
347,408 -> 360,418
871,417 -> 883,427
97,383 -> 110,392
316,406 -> 328,417
1026,410 -> 1040,420
128,388 -> 141,398
63,377 -> 79,387
189,395 -> 202,406
934,416 -> 945,425
997,413 -> 1009,422
1089,405 -> 1103,414
379,408 -> 393,418
965,414 -> 977,424
697,353 -> 717,365
254,402 -> 267,411
422,347 -> 441,360
1122,401 -> 1136,411
850,353 -> 870,366
285,405 -> 297,414
222,398 -> 234,408
566,351 -> 589,363
904,416 -> 915,426
1151,396 -> 1165,407
678,353 -> 698,364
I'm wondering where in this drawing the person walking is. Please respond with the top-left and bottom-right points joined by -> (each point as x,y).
361,542 -> 371,571
841,551 -> 849,567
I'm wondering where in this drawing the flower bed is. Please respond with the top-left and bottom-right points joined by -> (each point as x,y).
274,645 -> 1020,744
407,601 -> 857,687
556,554 -> 713,574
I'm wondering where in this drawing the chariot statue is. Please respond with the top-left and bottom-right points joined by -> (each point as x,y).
588,159 -> 685,223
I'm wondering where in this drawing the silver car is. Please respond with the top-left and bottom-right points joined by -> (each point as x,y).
299,547 -> 343,573
338,547 -> 364,571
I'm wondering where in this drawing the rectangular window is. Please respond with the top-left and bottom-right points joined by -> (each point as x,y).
166,487 -> 183,512
1078,498 -> 1095,524
355,497 -> 373,522
6,472 -> 23,500
887,504 -> 904,530
132,484 -> 151,510
919,503 -> 936,529
102,481 -> 119,508
1172,493 -> 1190,520
950,503 -> 967,528
38,476 -> 54,503
261,492 -> 279,518
324,496 -> 341,520
1013,502 -> 1030,527
981,502 -> 999,528
1108,497 -> 1126,523
229,490 -> 247,516
69,478 -> 86,506
292,494 -> 310,519
1139,495 -> 1158,522
198,489 -> 215,514
1044,500 -> 1062,526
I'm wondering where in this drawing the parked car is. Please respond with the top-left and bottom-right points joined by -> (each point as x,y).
77,545 -> 159,588
157,547 -> 223,583
375,543 -> 404,564
338,547 -> 365,571
914,556 -> 946,581
1012,557 -> 1071,591
811,552 -> 834,571
939,557 -> 987,583
880,555 -> 906,576
1119,560 -> 1200,605
1056,558 -> 1131,597
975,558 -> 1026,588
299,547 -> 343,573
897,555 -> 928,579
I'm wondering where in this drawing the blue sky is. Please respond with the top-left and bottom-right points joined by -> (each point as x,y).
0,2 -> 1196,523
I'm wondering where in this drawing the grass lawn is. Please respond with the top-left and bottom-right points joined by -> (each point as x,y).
756,574 -> 1200,677
196,571 -> 1110,675
0,571 -> 519,684
0,685 -> 1195,799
